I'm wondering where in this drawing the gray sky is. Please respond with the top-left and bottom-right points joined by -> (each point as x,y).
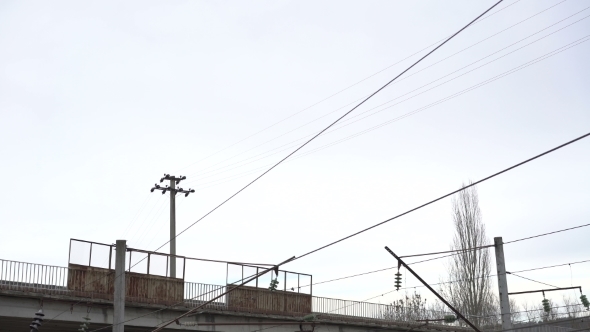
1,0 -> 589,310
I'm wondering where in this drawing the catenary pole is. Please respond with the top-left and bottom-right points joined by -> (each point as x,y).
494,237 -> 512,331
113,240 -> 126,332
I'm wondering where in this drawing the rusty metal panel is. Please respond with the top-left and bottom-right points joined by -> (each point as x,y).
126,272 -> 184,305
67,264 -> 183,305
227,285 -> 311,314
67,264 -> 113,300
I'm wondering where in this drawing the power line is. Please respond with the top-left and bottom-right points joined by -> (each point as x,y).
512,259 -> 590,274
401,245 -> 495,259
505,223 -> 590,245
172,0 -> 524,177
295,222 -> 590,289
299,252 -> 590,290
399,221 -> 590,263
141,0 -> 505,274
120,193 -> 151,239
293,132 -> 590,262
187,31 -> 590,192
182,0 -> 574,186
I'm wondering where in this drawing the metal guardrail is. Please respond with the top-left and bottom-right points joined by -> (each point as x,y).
184,282 -> 227,308
312,296 -> 456,323
0,259 -> 69,295
0,258 -> 510,327
69,238 -> 187,279
0,260 -> 460,323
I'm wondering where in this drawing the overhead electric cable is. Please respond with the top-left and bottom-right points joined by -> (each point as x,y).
299,225 -> 590,289
184,0 -> 574,184
293,132 -> 590,262
399,221 -> 590,262
173,0 -> 524,176
188,33 -> 590,191
143,0 -> 505,267
512,259 -> 590,274
505,223 -> 590,244
120,193 -> 151,239
400,245 -> 495,258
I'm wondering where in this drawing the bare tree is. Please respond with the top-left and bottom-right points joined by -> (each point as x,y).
510,298 -> 521,324
441,183 -> 498,328
521,302 -> 540,323
562,295 -> 583,318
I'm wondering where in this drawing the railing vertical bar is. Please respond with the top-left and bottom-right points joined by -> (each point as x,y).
89,243 -> 93,266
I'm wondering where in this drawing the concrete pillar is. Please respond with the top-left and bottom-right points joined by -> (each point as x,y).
170,181 -> 176,278
114,240 -> 126,332
494,237 -> 512,330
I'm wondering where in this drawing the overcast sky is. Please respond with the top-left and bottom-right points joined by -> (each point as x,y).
1,0 -> 589,311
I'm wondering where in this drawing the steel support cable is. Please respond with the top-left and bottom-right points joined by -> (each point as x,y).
400,245 -> 495,259
184,2 -> 579,185
513,259 -> 590,274
173,0 -> 523,177
298,241 -> 590,290
507,272 -> 559,289
138,1 -> 506,279
505,223 -> 590,244
188,33 -> 590,191
293,131 -> 590,263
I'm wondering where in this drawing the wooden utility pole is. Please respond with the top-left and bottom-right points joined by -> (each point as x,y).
151,174 -> 194,278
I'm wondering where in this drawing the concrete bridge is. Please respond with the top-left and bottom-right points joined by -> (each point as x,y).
0,286 -> 468,332
0,239 -> 465,332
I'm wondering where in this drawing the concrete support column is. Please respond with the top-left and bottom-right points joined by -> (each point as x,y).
114,240 -> 126,332
495,237 -> 512,331
170,181 -> 176,278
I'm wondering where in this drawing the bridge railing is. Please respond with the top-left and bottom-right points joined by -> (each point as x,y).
0,258 -> 463,325
0,259 -> 69,295
312,296 -> 457,323
184,281 -> 227,308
